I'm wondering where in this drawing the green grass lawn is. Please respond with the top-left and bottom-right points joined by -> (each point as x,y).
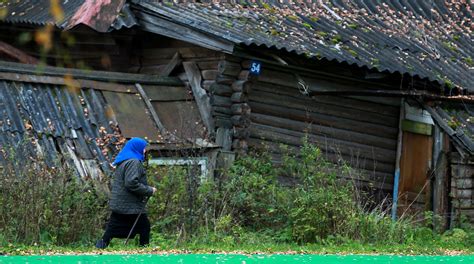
1,254 -> 473,264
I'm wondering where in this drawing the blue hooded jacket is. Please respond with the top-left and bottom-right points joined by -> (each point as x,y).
113,137 -> 148,166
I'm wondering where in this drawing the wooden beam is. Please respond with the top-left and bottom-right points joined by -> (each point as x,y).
136,9 -> 234,53
0,61 -> 183,85
135,83 -> 167,134
0,72 -> 135,93
308,89 -> 474,102
0,41 -> 39,64
401,119 -> 433,136
158,52 -> 182,77
183,61 -> 215,136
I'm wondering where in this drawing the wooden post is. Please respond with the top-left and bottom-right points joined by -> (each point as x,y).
183,61 -> 215,137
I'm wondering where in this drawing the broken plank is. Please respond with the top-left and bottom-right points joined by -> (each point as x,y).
135,83 -> 167,134
158,52 -> 182,77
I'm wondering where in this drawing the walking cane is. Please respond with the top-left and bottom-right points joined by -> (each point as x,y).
124,196 -> 150,245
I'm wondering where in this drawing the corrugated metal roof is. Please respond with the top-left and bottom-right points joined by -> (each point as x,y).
0,64 -> 214,177
0,80 -> 121,175
132,0 -> 473,91
0,0 -> 137,32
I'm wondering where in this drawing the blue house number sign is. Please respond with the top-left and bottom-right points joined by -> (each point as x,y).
250,61 -> 262,76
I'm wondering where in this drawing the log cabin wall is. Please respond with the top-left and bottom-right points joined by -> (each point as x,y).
130,34 -> 247,147
450,153 -> 474,224
241,63 -> 401,199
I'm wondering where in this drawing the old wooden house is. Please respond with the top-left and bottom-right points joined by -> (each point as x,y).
0,0 -> 472,226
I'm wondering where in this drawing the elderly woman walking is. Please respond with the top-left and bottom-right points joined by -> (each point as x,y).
96,137 -> 156,248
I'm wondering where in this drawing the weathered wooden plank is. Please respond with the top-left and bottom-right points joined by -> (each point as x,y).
247,137 -> 395,181
210,83 -> 233,96
137,8 -> 233,52
0,60 -> 183,85
102,91 -> 161,141
249,101 -> 398,139
453,178 -> 473,189
129,65 -> 165,74
249,89 -> 399,127
232,80 -> 252,93
400,191 -> 426,204
135,83 -> 167,134
231,103 -> 251,115
142,47 -> 223,60
238,70 -> 250,80
151,100 -> 206,140
142,85 -> 192,101
216,75 -> 235,85
198,60 -> 219,70
255,68 -> 402,107
216,127 -> 233,151
183,61 -> 215,135
212,106 -> 232,116
451,164 -> 474,179
233,127 -> 250,139
252,82 -> 399,117
249,123 -> 396,163
401,119 -> 433,136
215,116 -> 232,128
451,152 -> 474,165
218,60 -> 242,76
211,95 -> 232,107
231,115 -> 251,128
250,112 -> 397,150
202,70 -> 219,80
433,138 -> 449,230
213,111 -> 231,118
231,92 -> 248,103
0,72 -> 137,93
158,52 -> 182,77
453,189 -> 473,199
202,80 -> 215,91
456,209 -> 474,220
452,199 -> 473,209
137,10 -> 234,53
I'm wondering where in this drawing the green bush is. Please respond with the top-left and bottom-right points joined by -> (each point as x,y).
0,142 -> 108,245
2,138 -> 471,250
144,140 -> 421,245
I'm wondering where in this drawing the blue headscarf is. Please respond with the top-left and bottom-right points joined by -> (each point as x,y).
113,137 -> 148,166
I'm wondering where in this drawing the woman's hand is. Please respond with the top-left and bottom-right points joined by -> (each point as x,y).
151,187 -> 157,195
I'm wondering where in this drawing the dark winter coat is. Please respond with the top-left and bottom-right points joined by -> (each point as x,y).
109,159 -> 153,214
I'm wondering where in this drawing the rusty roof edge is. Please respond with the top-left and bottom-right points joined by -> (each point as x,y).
0,61 -> 183,86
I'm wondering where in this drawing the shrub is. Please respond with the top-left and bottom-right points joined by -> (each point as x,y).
0,141 -> 108,245
144,140 -> 419,245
